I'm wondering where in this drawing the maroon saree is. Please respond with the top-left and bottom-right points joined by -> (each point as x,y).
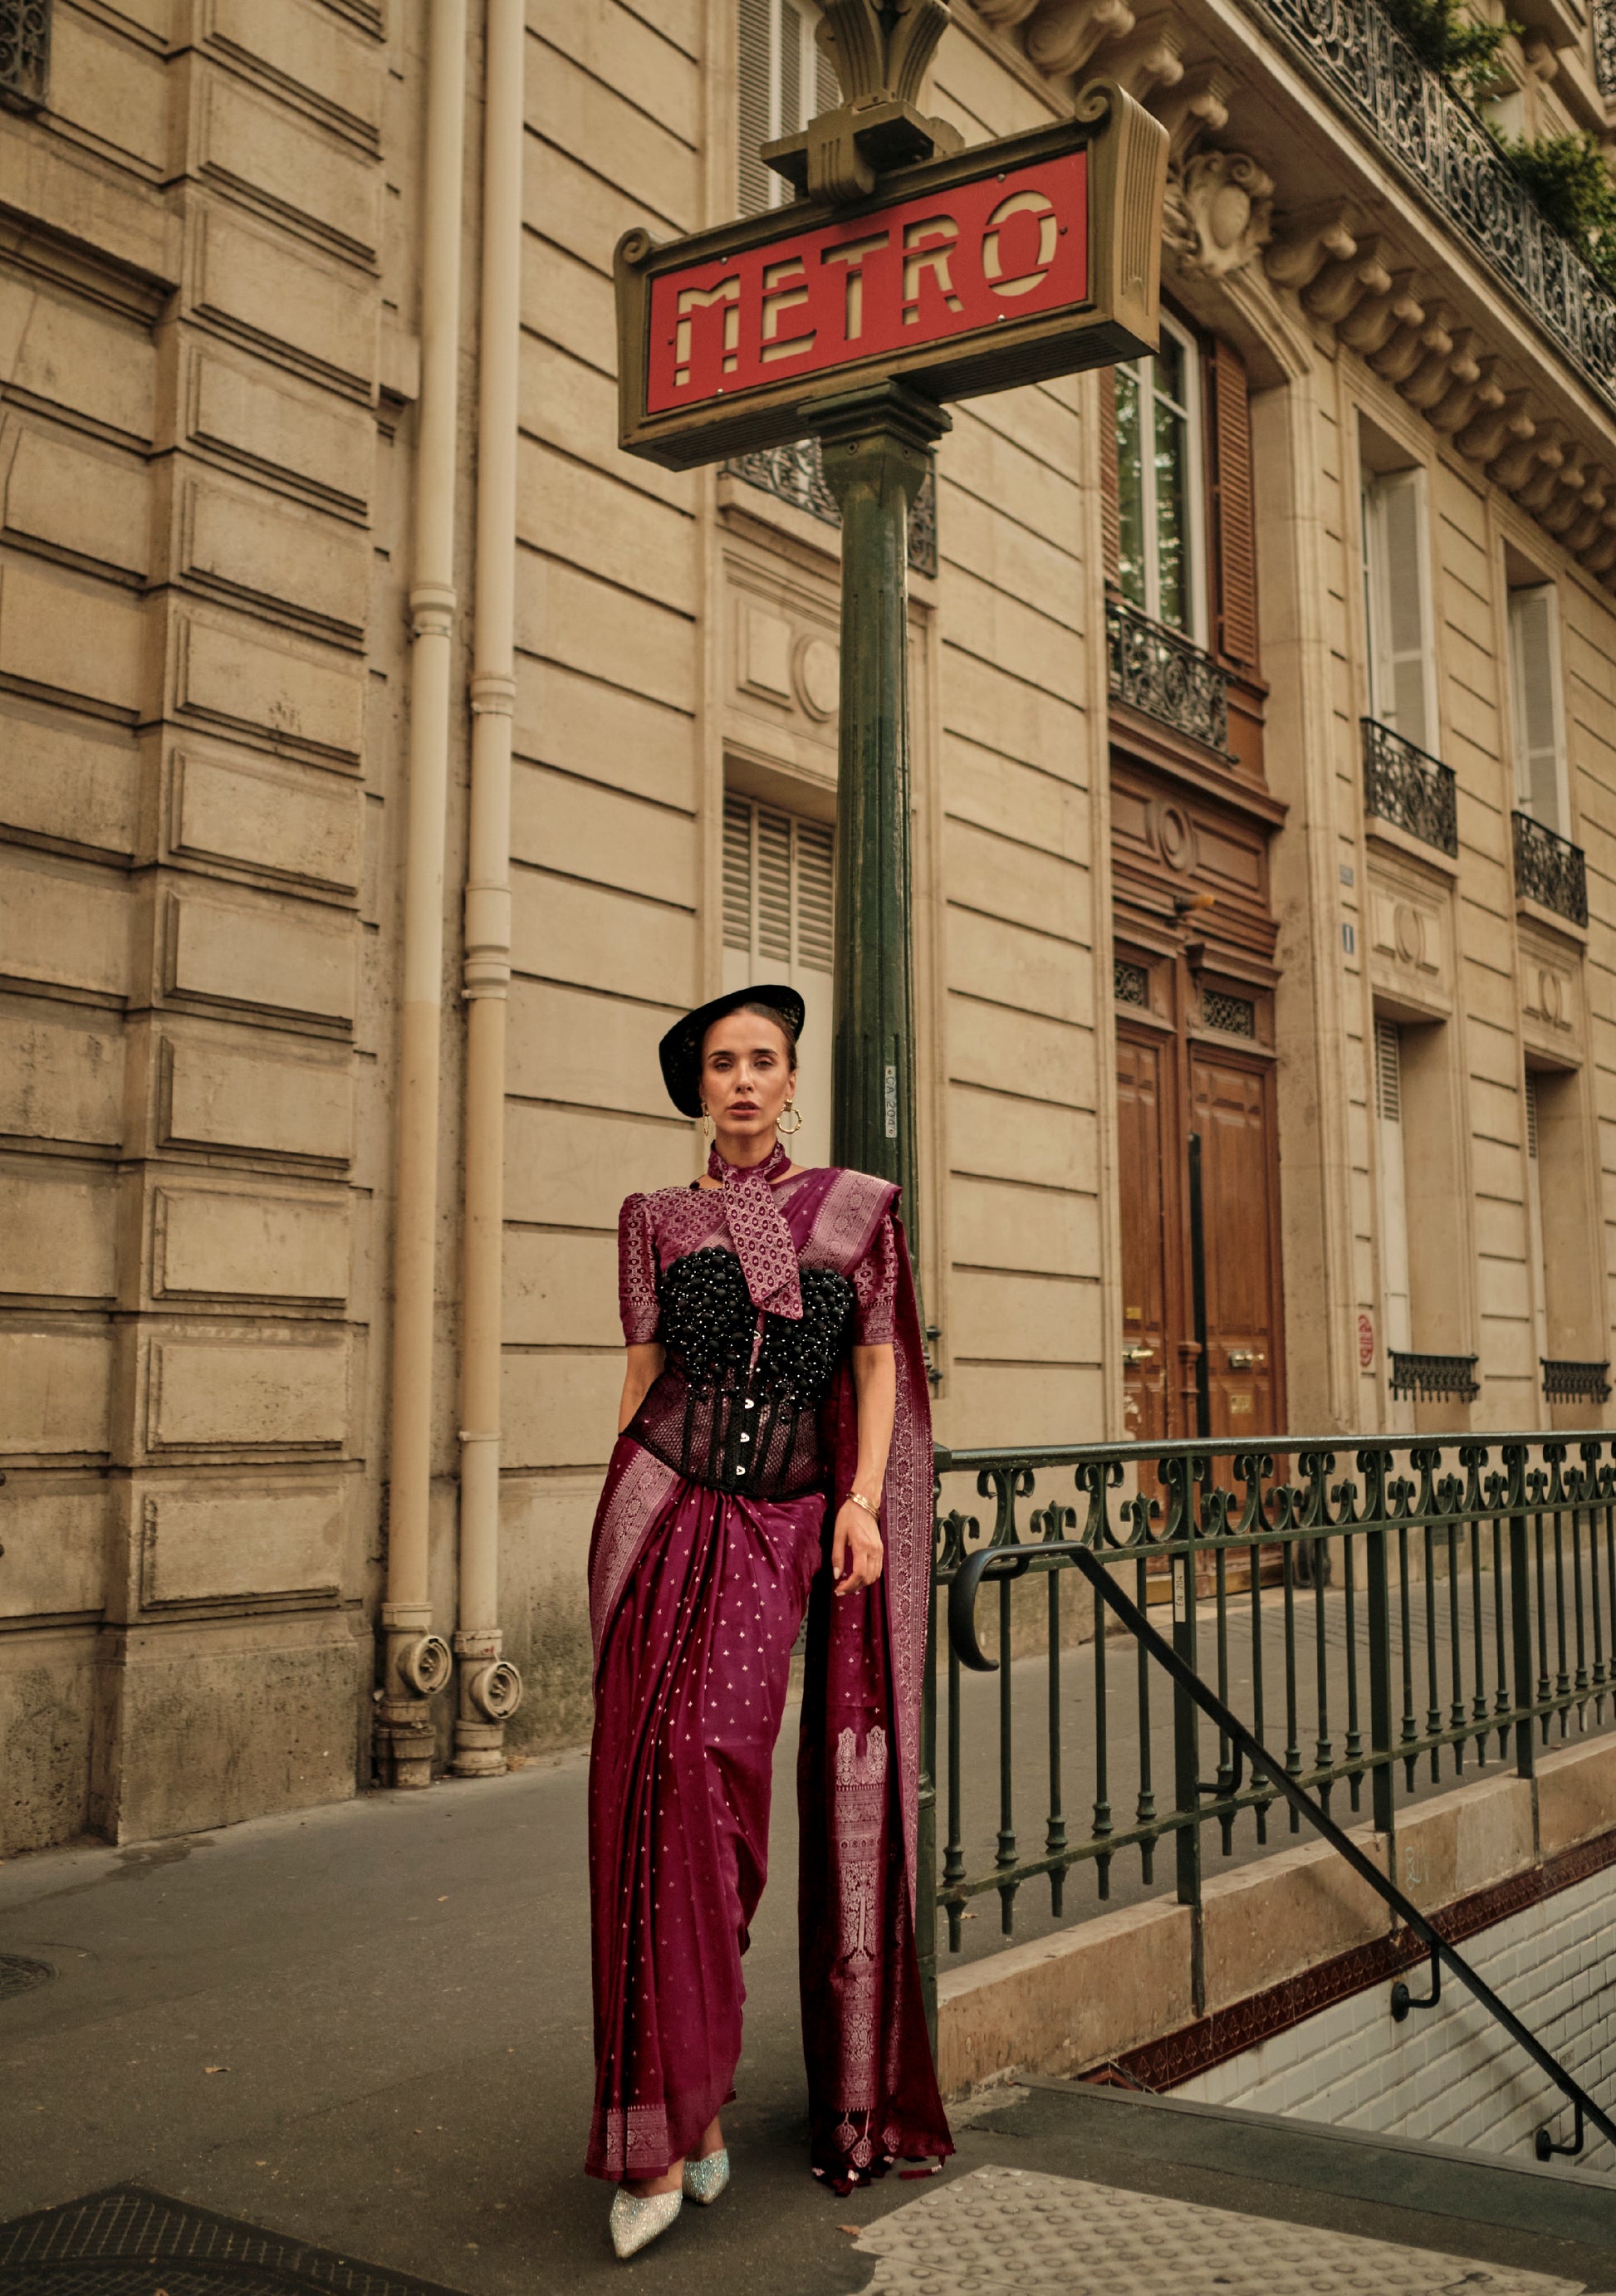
585,1162 -> 952,2191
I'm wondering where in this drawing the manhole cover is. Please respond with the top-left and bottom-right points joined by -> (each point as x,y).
0,2190 -> 467,2295
0,1955 -> 53,2001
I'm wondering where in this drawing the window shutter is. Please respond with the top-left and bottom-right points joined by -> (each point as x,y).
723,793 -> 755,952
1509,584 -> 1565,831
781,0 -> 804,140
721,791 -> 835,1163
1099,369 -> 1120,589
1209,338 -> 1259,668
737,0 -> 774,217
1374,1017 -> 1401,1123
815,20 -> 839,113
723,794 -> 835,977
796,818 -> 835,972
1366,471 -> 1431,752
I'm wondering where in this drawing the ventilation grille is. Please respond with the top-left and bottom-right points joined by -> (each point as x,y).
1203,991 -> 1256,1038
1114,958 -> 1150,1007
1374,1016 -> 1401,1123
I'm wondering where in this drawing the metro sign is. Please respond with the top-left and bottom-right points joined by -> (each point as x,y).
615,84 -> 1167,470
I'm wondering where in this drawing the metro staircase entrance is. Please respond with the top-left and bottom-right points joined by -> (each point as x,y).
928,1430 -> 1616,2175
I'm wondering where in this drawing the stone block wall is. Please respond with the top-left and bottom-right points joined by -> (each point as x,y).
0,0 -> 403,1851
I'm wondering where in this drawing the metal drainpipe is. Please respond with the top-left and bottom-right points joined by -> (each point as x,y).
453,0 -> 525,1776
379,0 -> 468,1788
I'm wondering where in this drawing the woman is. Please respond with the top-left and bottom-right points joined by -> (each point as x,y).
585,983 -> 952,2258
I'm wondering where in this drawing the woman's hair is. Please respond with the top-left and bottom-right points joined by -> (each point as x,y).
703,1000 -> 799,1066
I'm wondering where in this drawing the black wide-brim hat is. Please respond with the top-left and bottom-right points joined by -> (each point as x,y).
658,982 -> 806,1119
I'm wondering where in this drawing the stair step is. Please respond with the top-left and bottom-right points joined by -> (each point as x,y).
957,2077 -> 1616,2283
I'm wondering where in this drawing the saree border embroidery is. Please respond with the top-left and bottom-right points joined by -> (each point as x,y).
830,1723 -> 889,2117
589,1442 -> 679,1663
594,2099 -> 672,2178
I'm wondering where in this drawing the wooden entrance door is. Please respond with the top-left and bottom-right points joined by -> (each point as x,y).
1116,1031 -> 1173,1439
1192,1050 -> 1280,1440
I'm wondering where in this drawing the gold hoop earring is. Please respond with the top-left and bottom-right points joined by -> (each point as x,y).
778,1100 -> 804,1137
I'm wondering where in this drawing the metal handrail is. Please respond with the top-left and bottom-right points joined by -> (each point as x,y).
949,1535 -> 1616,2164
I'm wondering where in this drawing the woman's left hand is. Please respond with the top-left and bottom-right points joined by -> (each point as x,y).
831,1499 -> 884,1596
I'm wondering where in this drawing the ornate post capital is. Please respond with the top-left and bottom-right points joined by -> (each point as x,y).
762,0 -> 963,204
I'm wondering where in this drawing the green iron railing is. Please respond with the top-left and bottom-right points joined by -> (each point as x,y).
916,1433 -> 1616,2046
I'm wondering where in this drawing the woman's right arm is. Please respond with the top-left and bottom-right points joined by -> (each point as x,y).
618,1341 -> 665,1433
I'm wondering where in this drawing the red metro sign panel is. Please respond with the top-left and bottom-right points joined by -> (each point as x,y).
647,153 -> 1086,416
615,86 -> 1168,470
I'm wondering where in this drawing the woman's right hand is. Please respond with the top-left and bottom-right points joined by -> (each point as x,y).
831,1497 -> 884,1596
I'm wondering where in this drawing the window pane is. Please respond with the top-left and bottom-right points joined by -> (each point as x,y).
1154,395 -> 1189,630
1115,368 -> 1147,611
1153,332 -> 1186,412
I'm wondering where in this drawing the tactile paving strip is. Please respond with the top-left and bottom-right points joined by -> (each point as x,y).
855,2166 -> 1586,2295
0,2188 -> 464,2295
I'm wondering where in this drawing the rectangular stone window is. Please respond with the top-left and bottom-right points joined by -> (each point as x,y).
1362,466 -> 1437,756
1113,313 -> 1207,644
1508,579 -> 1569,838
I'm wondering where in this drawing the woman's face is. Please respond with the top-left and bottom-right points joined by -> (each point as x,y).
700,1011 -> 796,1148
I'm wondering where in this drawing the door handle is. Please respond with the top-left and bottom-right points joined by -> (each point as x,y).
1227,1349 -> 1266,1371
1122,1344 -> 1156,1366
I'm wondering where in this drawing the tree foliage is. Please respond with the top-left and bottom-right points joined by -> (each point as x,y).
1381,0 -> 1516,102
1494,130 -> 1616,288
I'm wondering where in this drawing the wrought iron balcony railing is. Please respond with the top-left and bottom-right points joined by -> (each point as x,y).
0,0 -> 50,110
1389,1349 -> 1479,1401
1362,718 -> 1458,857
921,1432 -> 1616,2104
722,438 -> 938,579
1597,0 -> 1616,96
1254,0 -> 1616,415
1106,598 -> 1230,753
1545,1359 -> 1613,1404
1512,810 -> 1589,927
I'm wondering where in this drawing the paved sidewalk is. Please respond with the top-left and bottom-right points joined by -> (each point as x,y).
2,1736 -> 1614,2295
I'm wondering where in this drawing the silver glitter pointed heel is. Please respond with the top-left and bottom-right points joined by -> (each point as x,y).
683,2147 -> 730,2205
609,2187 -> 682,2259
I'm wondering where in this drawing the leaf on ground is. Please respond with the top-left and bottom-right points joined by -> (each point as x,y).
837,2223 -> 861,2235
203,2066 -> 228,2075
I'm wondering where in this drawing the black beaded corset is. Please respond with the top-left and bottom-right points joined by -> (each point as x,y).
627,1246 -> 855,1499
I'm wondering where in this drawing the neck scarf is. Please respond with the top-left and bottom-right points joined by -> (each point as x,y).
708,1138 -> 802,1320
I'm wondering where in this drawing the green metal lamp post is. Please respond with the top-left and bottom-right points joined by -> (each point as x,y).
812,379 -> 948,1214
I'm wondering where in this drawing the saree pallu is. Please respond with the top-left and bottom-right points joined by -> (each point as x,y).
585,1168 -> 952,2190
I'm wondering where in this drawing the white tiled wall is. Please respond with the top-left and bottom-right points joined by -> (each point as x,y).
1177,1867 -> 1616,2167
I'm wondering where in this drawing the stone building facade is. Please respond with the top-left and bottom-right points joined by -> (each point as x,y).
3,0 -> 1616,1852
